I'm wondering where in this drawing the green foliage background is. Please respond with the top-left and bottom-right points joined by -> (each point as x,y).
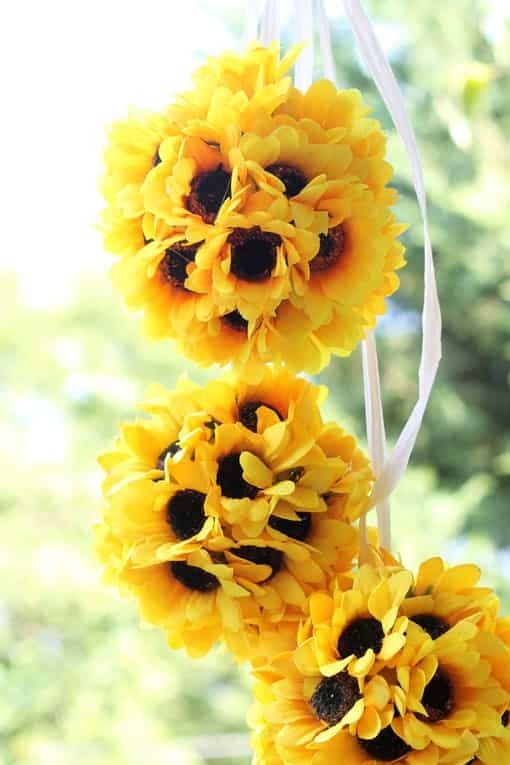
1,2 -> 509,763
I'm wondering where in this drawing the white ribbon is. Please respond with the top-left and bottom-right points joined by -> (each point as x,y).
294,0 -> 314,90
262,0 -> 281,47
362,331 -> 391,549
245,0 -> 279,46
342,0 -> 442,513
315,0 -> 336,82
243,0 -> 267,46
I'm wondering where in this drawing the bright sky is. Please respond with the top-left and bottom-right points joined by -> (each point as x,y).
1,0 -> 366,309
0,1 -> 239,308
2,0 -> 506,310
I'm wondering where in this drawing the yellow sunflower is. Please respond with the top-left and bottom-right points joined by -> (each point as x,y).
390,621 -> 508,755
100,109 -> 179,256
183,203 -> 318,323
466,617 -> 510,764
296,565 -> 412,678
470,723 -> 510,765
215,99 -> 406,366
228,79 -> 405,354
100,44 -> 405,378
168,41 -> 303,138
108,130 -> 322,367
95,369 -> 373,661
399,557 -> 501,638
306,728 -> 478,765
98,377 -> 205,493
249,557 -> 510,765
248,566 -> 412,761
250,695 -> 478,765
297,201 -> 406,349
274,79 -> 398,205
109,133 -> 249,341
95,521 -> 247,658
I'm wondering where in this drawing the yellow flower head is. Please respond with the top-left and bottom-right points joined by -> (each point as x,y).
472,722 -> 510,765
274,79 -> 398,205
460,616 -> 510,765
100,109 -> 179,256
100,43 -> 405,380
168,42 -> 303,137
95,368 -> 373,661
250,556 -> 510,765
399,556 -> 501,636
389,621 -> 508,758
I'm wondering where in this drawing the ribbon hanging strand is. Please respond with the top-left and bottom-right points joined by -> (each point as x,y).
244,0 -> 278,46
342,0 -> 442,511
262,0 -> 280,46
315,0 -> 391,551
316,0 -> 336,82
244,0 -> 268,46
294,0 -> 314,90
362,331 -> 391,549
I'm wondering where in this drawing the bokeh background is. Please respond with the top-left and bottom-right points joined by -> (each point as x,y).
1,0 -> 509,763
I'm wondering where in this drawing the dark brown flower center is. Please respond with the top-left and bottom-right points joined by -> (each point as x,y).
216,453 -> 259,499
311,672 -> 361,726
221,310 -> 248,332
170,561 -> 219,592
166,489 -> 206,540
238,400 -> 283,432
358,726 -> 411,762
266,163 -> 308,197
187,165 -> 231,223
268,511 -> 312,541
411,614 -> 450,640
418,669 -> 454,723
338,617 -> 384,658
228,226 -> 281,282
502,710 -> 509,727
234,545 -> 283,581
310,224 -> 345,273
152,148 -> 162,167
156,441 -> 181,470
159,241 -> 201,291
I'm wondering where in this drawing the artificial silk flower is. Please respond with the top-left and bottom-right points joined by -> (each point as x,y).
95,368 -> 373,661
167,41 -> 304,136
99,42 -> 405,380
249,555 -> 510,765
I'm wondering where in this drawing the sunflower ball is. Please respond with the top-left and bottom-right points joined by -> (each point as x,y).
95,368 -> 373,660
100,42 -> 406,381
249,556 -> 510,765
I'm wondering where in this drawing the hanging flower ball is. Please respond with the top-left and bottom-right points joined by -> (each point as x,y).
95,368 -> 373,661
100,43 -> 405,381
249,556 -> 510,764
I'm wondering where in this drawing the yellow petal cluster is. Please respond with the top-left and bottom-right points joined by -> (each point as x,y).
250,556 -> 510,765
95,368 -> 373,661
100,42 -> 405,380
